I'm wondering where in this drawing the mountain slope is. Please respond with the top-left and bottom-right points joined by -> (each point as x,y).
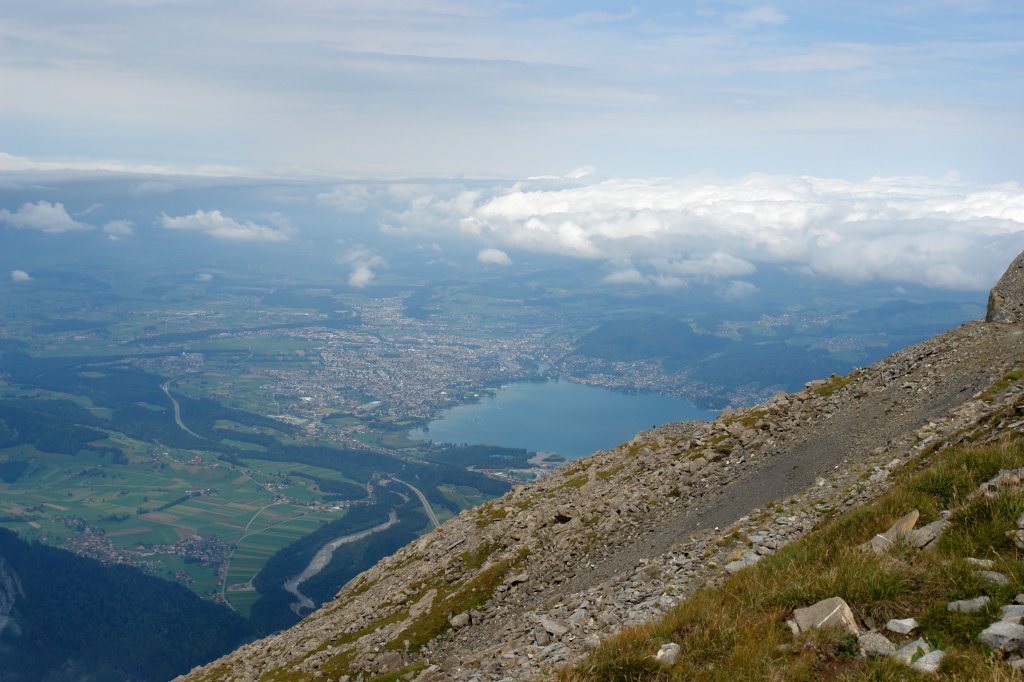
180,259 -> 1024,682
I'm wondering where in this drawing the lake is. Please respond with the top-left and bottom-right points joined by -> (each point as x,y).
409,379 -> 717,459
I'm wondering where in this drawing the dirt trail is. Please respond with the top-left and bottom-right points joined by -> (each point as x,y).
548,321 -> 1024,602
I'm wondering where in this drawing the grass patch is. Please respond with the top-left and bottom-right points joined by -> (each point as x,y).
558,474 -> 590,491
476,503 -> 508,528
811,372 -> 855,397
368,662 -> 427,681
982,364 -> 1024,402
562,439 -> 1024,681
388,549 -> 527,652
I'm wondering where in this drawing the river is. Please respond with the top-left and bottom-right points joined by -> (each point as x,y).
282,509 -> 398,615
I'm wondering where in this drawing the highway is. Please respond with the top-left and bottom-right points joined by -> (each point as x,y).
391,477 -> 440,527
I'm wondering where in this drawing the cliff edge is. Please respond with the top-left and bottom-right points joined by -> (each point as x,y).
987,250 -> 1024,322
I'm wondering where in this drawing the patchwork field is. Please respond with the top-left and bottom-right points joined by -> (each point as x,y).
0,441 -> 352,603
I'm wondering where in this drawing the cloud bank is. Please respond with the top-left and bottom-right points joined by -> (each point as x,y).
160,209 -> 293,241
383,174 -> 1024,291
0,201 -> 92,233
10,270 -> 32,282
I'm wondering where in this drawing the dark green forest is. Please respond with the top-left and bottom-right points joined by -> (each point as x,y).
0,529 -> 252,682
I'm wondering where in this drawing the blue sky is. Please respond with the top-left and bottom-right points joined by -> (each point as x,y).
1,1 -> 1021,180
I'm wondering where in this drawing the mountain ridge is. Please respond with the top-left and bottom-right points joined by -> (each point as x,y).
181,260 -> 1024,682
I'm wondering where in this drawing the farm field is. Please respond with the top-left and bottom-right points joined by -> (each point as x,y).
0,439 -> 354,601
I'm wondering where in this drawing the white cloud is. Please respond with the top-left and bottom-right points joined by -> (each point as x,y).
717,280 -> 760,300
477,248 -> 512,265
0,201 -> 92,233
316,185 -> 380,212
0,152 -> 261,178
348,265 -> 376,288
102,219 -> 134,240
732,5 -> 788,26
160,209 -> 293,242
652,252 -> 756,279
339,246 -> 387,288
195,272 -> 214,282
603,268 -> 647,285
385,174 -> 1024,291
10,270 -> 32,282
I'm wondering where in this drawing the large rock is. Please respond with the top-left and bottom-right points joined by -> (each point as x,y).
979,621 -> 1024,654
791,597 -> 859,636
948,596 -> 990,613
987,251 -> 1024,323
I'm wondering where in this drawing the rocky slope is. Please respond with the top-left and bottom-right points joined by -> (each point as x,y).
182,262 -> 1024,682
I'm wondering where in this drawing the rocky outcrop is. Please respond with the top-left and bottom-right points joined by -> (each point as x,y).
987,250 -> 1024,322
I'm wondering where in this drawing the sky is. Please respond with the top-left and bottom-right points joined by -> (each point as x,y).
1,0 -> 1021,180
1,1 -> 1023,293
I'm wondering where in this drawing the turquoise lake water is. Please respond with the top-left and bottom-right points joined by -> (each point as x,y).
409,379 -> 717,459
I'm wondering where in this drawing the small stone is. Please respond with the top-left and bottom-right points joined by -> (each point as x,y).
966,557 -> 995,568
858,631 -> 896,657
413,665 -> 441,682
894,638 -> 931,664
583,633 -> 600,649
1015,594 -> 1024,605
1005,529 -> 1024,550
654,642 -> 681,665
911,649 -> 946,673
1010,658 -> 1024,670
375,651 -> 403,672
507,572 -> 529,586
449,612 -> 470,628
948,596 -> 990,613
1003,605 -> 1024,624
859,510 -> 920,553
980,621 -> 1024,654
886,618 -> 919,635
976,570 -> 1011,586
540,617 -> 569,637
791,597 -> 859,636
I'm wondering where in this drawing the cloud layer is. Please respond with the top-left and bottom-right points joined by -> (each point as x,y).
383,174 -> 1024,291
160,209 -> 293,241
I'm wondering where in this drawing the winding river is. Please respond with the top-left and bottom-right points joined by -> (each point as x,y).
282,509 -> 398,615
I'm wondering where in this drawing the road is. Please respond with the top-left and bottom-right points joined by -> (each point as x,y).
391,477 -> 440,528
160,378 -> 204,440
